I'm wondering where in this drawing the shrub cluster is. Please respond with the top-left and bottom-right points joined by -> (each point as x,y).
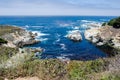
108,17 -> 120,28
0,38 -> 8,44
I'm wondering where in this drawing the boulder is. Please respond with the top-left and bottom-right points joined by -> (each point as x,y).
67,30 -> 82,42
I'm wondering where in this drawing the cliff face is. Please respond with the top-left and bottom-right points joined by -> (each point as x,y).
0,25 -> 40,48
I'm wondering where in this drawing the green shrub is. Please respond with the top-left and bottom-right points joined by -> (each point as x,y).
67,59 -> 106,80
102,23 -> 106,26
108,17 -> 120,28
101,73 -> 120,80
0,38 -> 8,44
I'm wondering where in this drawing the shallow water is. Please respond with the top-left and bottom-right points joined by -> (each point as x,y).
0,16 -> 117,60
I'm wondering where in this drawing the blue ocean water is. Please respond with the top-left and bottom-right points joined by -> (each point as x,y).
0,16 -> 116,60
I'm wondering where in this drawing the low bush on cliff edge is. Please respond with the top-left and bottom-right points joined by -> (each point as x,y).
108,17 -> 120,28
0,38 -> 8,44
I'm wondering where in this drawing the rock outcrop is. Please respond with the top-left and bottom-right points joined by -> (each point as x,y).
1,26 -> 40,48
67,30 -> 82,42
85,26 -> 120,49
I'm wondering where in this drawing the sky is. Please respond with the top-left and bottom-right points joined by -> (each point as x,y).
0,0 -> 120,16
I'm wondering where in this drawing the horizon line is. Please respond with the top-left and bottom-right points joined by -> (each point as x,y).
0,15 -> 118,17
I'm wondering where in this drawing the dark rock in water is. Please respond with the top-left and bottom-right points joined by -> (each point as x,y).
66,30 -> 82,42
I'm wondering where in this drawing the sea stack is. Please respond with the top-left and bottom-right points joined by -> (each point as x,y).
67,30 -> 82,42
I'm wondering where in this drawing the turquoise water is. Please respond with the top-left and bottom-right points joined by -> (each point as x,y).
0,16 -> 116,60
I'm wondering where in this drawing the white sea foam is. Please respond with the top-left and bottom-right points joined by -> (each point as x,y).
32,31 -> 49,42
56,21 -> 74,27
32,31 -> 49,37
57,56 -> 70,61
81,21 -> 102,29
31,26 -> 44,28
53,38 -> 61,45
56,38 -> 60,42
72,26 -> 80,30
40,38 -> 48,42
81,20 -> 99,23
81,20 -> 94,23
60,23 -> 71,27
66,30 -> 80,34
65,30 -> 82,38
25,25 -> 29,28
60,43 -> 67,50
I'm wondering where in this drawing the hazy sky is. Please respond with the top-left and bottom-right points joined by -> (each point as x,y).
0,0 -> 120,16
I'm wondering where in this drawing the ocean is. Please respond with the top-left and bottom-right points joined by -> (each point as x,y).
0,16 -> 116,60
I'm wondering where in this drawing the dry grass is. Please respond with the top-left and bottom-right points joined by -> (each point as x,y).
0,25 -> 22,36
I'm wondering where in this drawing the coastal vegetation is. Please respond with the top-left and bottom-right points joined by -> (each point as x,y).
108,17 -> 120,28
102,17 -> 120,28
0,25 -> 21,36
0,53 -> 120,80
0,38 -> 7,44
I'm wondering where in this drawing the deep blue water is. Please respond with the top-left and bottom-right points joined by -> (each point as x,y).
0,16 -> 117,60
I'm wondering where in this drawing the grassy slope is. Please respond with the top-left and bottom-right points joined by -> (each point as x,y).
0,55 -> 119,80
0,25 -> 22,36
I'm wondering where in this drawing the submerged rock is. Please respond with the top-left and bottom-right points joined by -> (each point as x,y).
67,30 -> 82,42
